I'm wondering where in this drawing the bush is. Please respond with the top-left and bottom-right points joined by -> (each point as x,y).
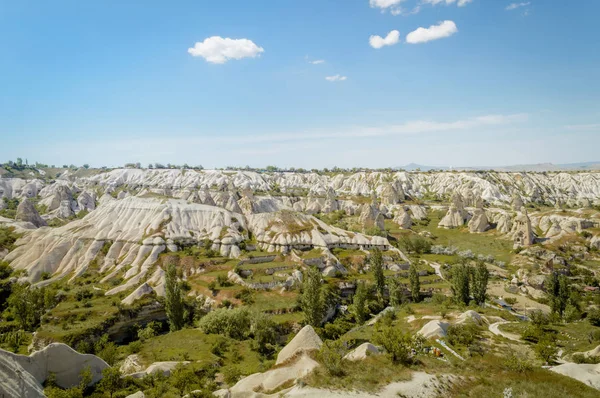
572,353 -> 600,364
588,308 -> 600,326
128,340 -> 142,354
447,324 -> 480,347
535,336 -> 558,365
199,308 -> 251,340
318,340 -> 346,377
373,326 -> 414,365
222,366 -> 241,386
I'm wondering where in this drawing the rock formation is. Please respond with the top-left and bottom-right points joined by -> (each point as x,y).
393,207 -> 412,229
276,325 -> 323,365
359,200 -> 385,233
439,193 -> 467,229
511,208 -> 535,248
0,343 -> 108,393
344,342 -> 380,361
15,199 -> 47,227
468,198 -> 489,233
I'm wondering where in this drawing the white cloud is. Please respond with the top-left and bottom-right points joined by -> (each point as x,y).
187,36 -> 264,64
506,2 -> 530,11
369,30 -> 401,49
310,59 -> 325,64
406,20 -> 458,44
325,75 -> 347,82
564,123 -> 600,131
369,0 -> 406,15
421,0 -> 473,7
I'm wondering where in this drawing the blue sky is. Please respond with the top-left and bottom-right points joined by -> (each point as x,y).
1,0 -> 599,168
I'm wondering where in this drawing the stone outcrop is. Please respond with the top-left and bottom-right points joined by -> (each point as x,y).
468,198 -> 489,233
0,343 -> 108,391
344,342 -> 380,361
359,201 -> 385,232
15,199 -> 47,227
439,193 -> 467,229
511,208 -> 535,248
418,320 -> 449,339
276,325 -> 323,365
393,207 -> 412,229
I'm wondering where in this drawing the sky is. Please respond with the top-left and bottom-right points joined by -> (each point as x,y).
1,0 -> 599,169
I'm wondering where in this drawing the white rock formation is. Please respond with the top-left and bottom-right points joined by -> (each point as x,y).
276,325 -> 323,365
393,207 -> 412,229
15,199 -> 47,228
0,343 -> 108,390
344,343 -> 380,361
467,198 -> 489,233
418,320 -> 450,339
510,208 -> 535,248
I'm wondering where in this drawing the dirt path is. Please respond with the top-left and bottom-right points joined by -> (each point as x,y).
489,321 -> 521,342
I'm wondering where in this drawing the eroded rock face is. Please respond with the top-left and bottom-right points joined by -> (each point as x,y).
276,325 -> 323,365
359,201 -> 385,232
15,199 -> 47,227
468,198 -> 489,233
511,208 -> 535,248
439,193 -> 467,229
393,207 -> 412,229
0,343 -> 108,390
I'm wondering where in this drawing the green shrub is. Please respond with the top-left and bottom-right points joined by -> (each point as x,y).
318,340 -> 346,376
447,324 -> 480,347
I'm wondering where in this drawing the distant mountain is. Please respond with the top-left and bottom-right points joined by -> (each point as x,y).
396,162 -> 600,172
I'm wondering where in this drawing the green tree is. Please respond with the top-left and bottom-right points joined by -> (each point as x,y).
409,264 -> 420,303
300,266 -> 324,327
165,263 -> 185,331
318,340 -> 346,376
535,335 -> 558,365
351,281 -> 369,324
251,312 -> 277,354
373,326 -> 413,364
98,367 -> 122,398
451,264 -> 471,306
7,283 -> 54,331
371,248 -> 385,300
472,260 -> 489,305
546,272 -> 570,316
388,278 -> 404,307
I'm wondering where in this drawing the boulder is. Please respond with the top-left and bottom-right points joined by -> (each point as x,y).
276,325 -> 323,365
15,199 -> 47,227
128,361 -> 190,378
120,354 -> 144,374
418,320 -> 449,339
343,343 -> 380,361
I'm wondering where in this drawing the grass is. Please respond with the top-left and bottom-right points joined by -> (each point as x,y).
134,328 -> 270,375
303,354 -> 412,392
412,210 -> 515,264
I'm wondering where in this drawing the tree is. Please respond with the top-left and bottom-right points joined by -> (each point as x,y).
388,278 -> 404,307
535,335 -> 558,365
371,248 -> 385,300
251,312 -> 277,354
165,263 -> 185,331
451,264 -> 471,306
472,261 -> 489,306
98,367 -> 122,398
546,272 -> 570,316
318,340 -> 346,376
373,326 -> 413,364
300,266 -> 324,327
351,281 -> 369,324
409,264 -> 420,303
7,283 -> 54,331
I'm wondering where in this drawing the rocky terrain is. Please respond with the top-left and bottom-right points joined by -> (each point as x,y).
1,167 -> 600,398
